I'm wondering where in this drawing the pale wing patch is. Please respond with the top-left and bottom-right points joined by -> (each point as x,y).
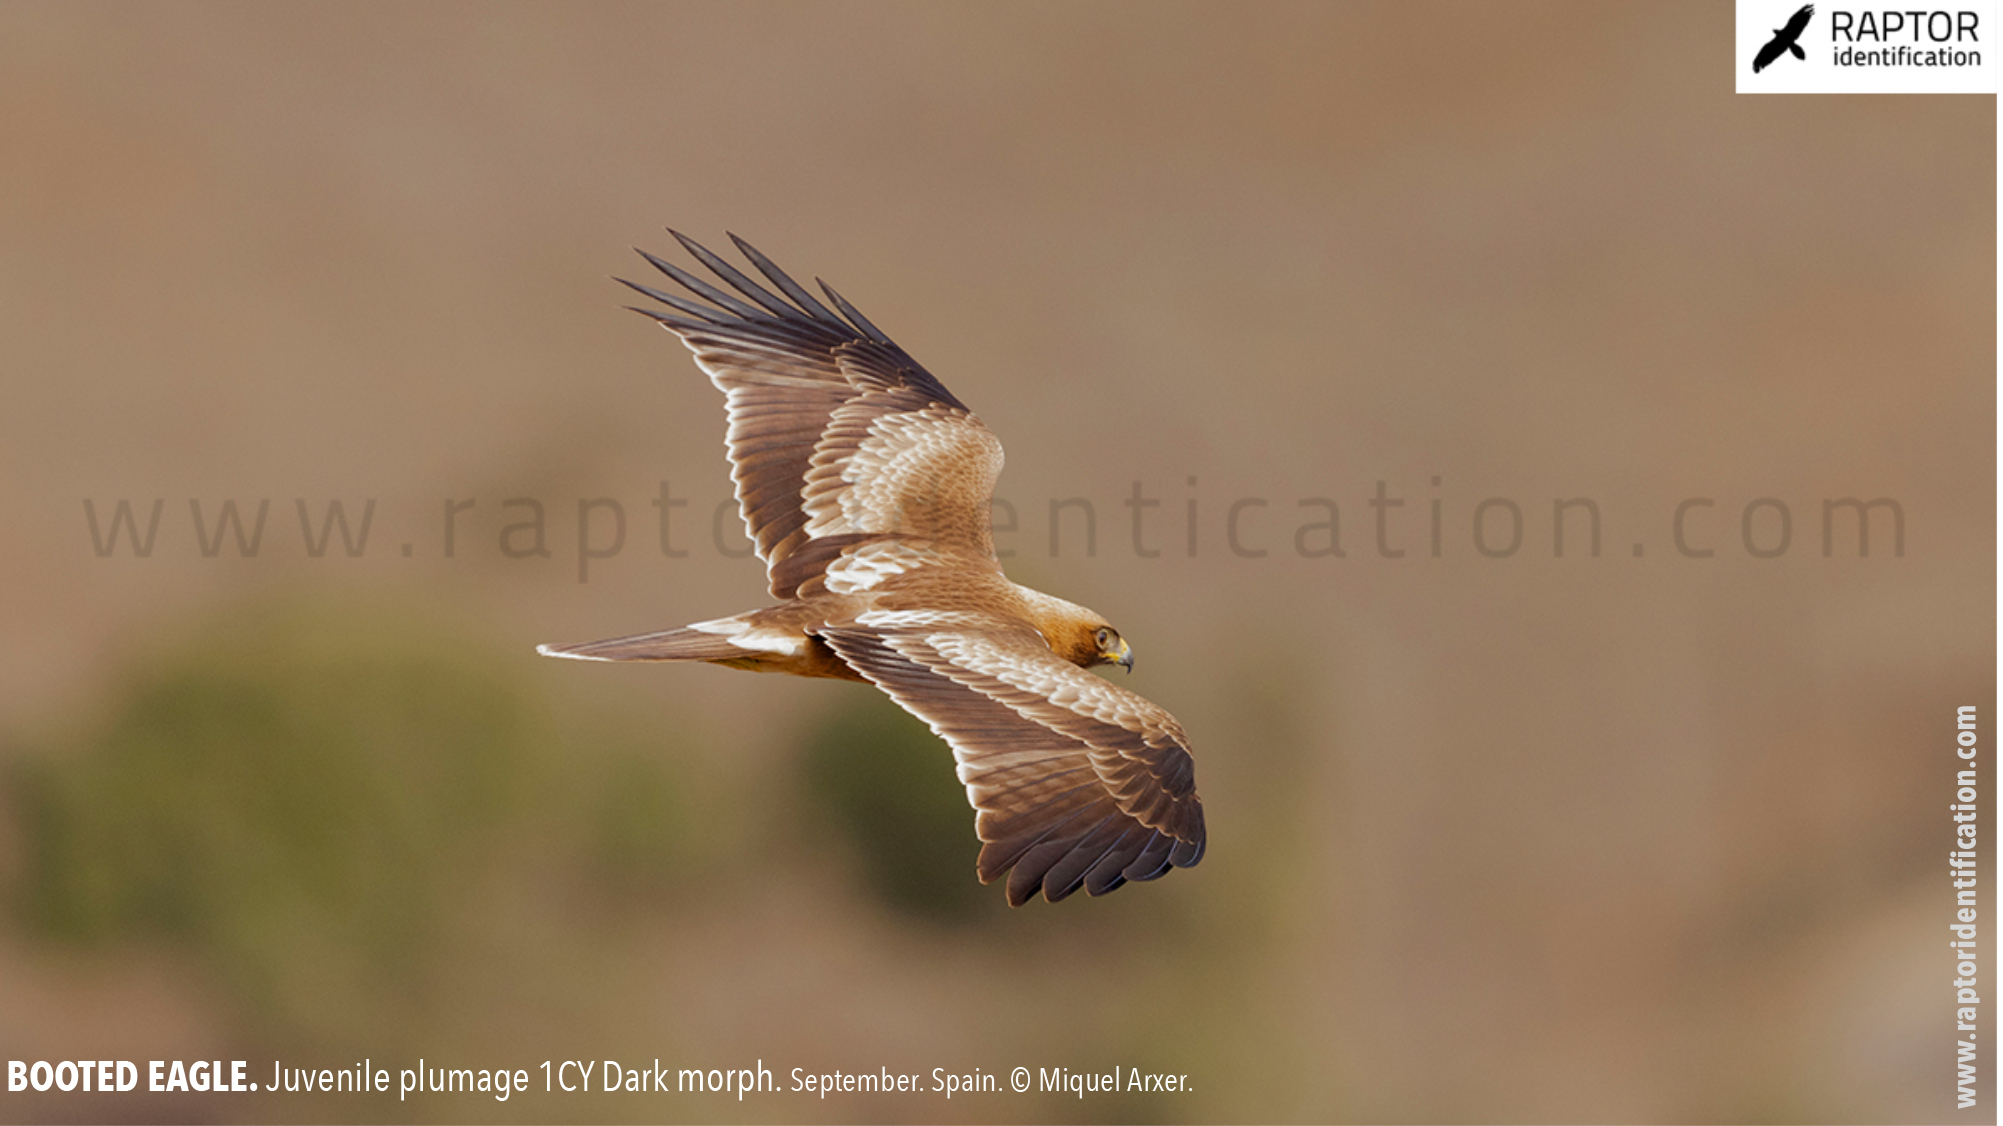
823,541 -> 951,594
687,615 -> 806,656
854,609 -> 996,630
801,407 -> 1003,542
926,634 -> 1149,731
731,631 -> 806,656
536,643 -> 613,662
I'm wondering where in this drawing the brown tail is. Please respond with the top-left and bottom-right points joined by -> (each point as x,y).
536,624 -> 749,663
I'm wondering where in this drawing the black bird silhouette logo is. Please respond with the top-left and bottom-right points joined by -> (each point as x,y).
1753,4 -> 1815,72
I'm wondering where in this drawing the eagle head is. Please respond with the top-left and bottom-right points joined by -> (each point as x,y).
1016,588 -> 1134,672
1085,623 -> 1133,673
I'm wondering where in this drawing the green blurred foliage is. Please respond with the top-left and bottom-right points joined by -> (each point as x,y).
798,691 -> 1002,924
585,752 -> 689,900
5,596 -> 694,1039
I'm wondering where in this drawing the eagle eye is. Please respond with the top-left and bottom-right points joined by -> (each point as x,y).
1095,627 -> 1111,648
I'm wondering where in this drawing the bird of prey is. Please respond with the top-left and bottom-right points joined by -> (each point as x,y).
1753,4 -> 1814,72
538,233 -> 1205,905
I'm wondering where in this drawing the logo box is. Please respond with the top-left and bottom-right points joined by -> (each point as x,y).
1737,1 -> 1999,92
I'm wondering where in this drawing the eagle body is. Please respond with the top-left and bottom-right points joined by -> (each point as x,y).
541,234 -> 1206,905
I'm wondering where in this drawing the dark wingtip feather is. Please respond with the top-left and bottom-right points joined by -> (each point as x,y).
616,276 -> 736,324
622,305 -> 717,334
1124,832 -> 1177,882
670,229 -> 801,319
634,246 -> 772,322
1170,835 -> 1204,867
729,232 -> 844,325
817,279 -> 894,344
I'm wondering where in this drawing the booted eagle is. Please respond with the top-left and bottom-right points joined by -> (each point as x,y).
539,233 -> 1205,905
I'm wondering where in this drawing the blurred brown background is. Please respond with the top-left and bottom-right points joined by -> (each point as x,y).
0,2 -> 1992,1123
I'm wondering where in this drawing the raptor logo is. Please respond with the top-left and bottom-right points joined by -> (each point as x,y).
1753,4 -> 1816,71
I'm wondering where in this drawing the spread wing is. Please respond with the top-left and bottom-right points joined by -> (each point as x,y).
1784,4 -> 1814,38
623,232 -> 1004,599
821,621 -> 1205,905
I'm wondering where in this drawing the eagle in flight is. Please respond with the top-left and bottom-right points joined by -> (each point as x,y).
539,233 -> 1205,905
1753,4 -> 1814,72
